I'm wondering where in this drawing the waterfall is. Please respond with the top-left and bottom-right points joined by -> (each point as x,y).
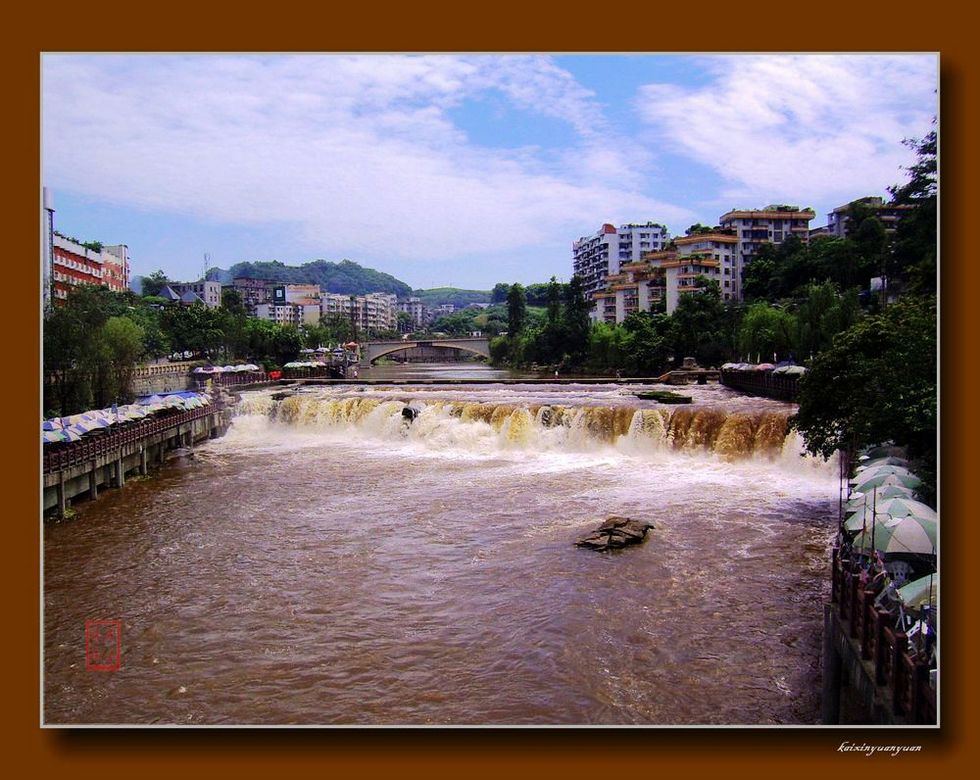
233,392 -> 803,460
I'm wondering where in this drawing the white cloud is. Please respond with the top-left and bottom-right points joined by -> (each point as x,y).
43,54 -> 685,281
634,54 -> 937,208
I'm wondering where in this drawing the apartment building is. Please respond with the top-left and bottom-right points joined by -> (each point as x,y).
719,205 -> 816,296
673,231 -> 739,303
398,297 -> 427,330
255,302 -> 320,326
589,260 -> 666,324
573,222 -> 669,300
170,280 -> 223,308
321,292 -> 398,334
228,277 -> 276,312
52,234 -> 103,304
826,196 -> 914,238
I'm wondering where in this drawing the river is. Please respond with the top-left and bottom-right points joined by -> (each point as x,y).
43,363 -> 839,725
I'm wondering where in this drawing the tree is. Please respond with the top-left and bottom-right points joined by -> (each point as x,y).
670,277 -> 732,367
560,275 -> 592,366
888,128 -> 937,295
794,282 -> 862,359
791,295 -> 936,499
737,303 -> 796,362
490,282 -> 511,304
506,283 -> 527,337
140,270 -> 171,297
621,311 -> 674,376
99,316 -> 145,404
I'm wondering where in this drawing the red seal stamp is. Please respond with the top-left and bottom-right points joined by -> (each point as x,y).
85,619 -> 122,671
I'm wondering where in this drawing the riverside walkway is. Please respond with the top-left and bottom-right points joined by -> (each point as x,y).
43,401 -> 232,517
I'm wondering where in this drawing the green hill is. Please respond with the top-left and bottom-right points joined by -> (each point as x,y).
207,259 -> 413,298
412,287 -> 492,307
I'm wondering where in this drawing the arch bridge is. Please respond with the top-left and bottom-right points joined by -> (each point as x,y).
360,337 -> 490,366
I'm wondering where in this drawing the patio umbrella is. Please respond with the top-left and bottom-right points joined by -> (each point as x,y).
756,363 -> 775,370
844,500 -> 936,532
864,444 -> 906,459
851,472 -> 922,493
896,574 -> 938,611
857,455 -> 909,469
846,485 -> 915,508
850,464 -> 916,482
852,515 -> 937,556
42,430 -> 67,444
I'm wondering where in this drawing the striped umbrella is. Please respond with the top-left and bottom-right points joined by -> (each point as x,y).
846,485 -> 915,510
896,574 -> 938,611
852,472 -> 922,493
42,430 -> 67,444
844,500 -> 937,532
852,515 -> 937,555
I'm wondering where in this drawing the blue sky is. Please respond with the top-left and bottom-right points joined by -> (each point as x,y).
42,54 -> 937,291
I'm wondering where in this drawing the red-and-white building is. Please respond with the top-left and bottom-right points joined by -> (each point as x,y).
100,244 -> 130,293
52,234 -> 104,303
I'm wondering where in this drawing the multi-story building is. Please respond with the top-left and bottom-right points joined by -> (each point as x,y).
101,244 -> 130,292
271,283 -> 321,308
52,234 -> 103,304
573,222 -> 669,300
42,188 -> 55,311
170,280 -> 223,308
673,231 -> 739,303
321,292 -> 398,335
255,303 -> 297,325
826,196 -> 914,238
227,277 -> 276,312
719,205 -> 816,296
398,297 -> 427,331
589,260 -> 666,324
255,302 -> 320,326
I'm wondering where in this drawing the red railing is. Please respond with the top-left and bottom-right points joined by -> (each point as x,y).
830,547 -> 936,724
43,405 -> 221,474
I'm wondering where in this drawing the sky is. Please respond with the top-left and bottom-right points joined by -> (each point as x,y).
42,53 -> 937,291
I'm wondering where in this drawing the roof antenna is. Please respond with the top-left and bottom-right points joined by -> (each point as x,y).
203,252 -> 211,281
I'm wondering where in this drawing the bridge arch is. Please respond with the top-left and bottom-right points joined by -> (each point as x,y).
361,338 -> 490,365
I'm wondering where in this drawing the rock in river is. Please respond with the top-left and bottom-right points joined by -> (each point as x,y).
575,516 -> 655,551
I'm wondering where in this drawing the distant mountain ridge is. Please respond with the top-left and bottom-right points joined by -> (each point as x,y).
204,260 -> 492,306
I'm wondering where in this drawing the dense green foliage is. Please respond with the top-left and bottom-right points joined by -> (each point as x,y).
791,296 -> 936,499
42,283 -> 371,416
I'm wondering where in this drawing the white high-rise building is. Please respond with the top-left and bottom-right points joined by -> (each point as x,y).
42,187 -> 55,312
572,222 -> 669,300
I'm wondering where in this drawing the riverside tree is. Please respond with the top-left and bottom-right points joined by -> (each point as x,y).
792,293 -> 936,500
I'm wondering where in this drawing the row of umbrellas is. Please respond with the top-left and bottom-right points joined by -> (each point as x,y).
283,361 -> 332,369
721,362 -> 807,375
844,447 -> 937,633
844,452 -> 936,558
43,392 -> 212,444
192,364 -> 260,374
